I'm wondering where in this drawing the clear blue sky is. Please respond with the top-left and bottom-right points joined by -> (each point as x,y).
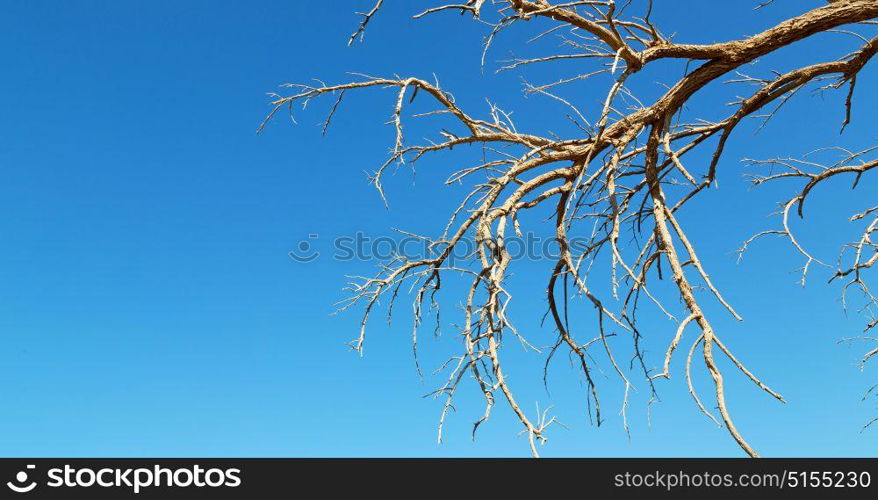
0,0 -> 875,457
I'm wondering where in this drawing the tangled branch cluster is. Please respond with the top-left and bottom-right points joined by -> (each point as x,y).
263,0 -> 878,456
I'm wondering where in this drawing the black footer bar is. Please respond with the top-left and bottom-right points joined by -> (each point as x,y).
1,458 -> 876,498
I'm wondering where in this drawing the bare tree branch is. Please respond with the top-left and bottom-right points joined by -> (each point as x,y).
264,0 -> 878,457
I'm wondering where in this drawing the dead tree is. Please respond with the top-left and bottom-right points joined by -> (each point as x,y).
262,0 -> 878,456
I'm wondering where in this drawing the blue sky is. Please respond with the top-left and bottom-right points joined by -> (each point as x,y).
0,0 -> 876,457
